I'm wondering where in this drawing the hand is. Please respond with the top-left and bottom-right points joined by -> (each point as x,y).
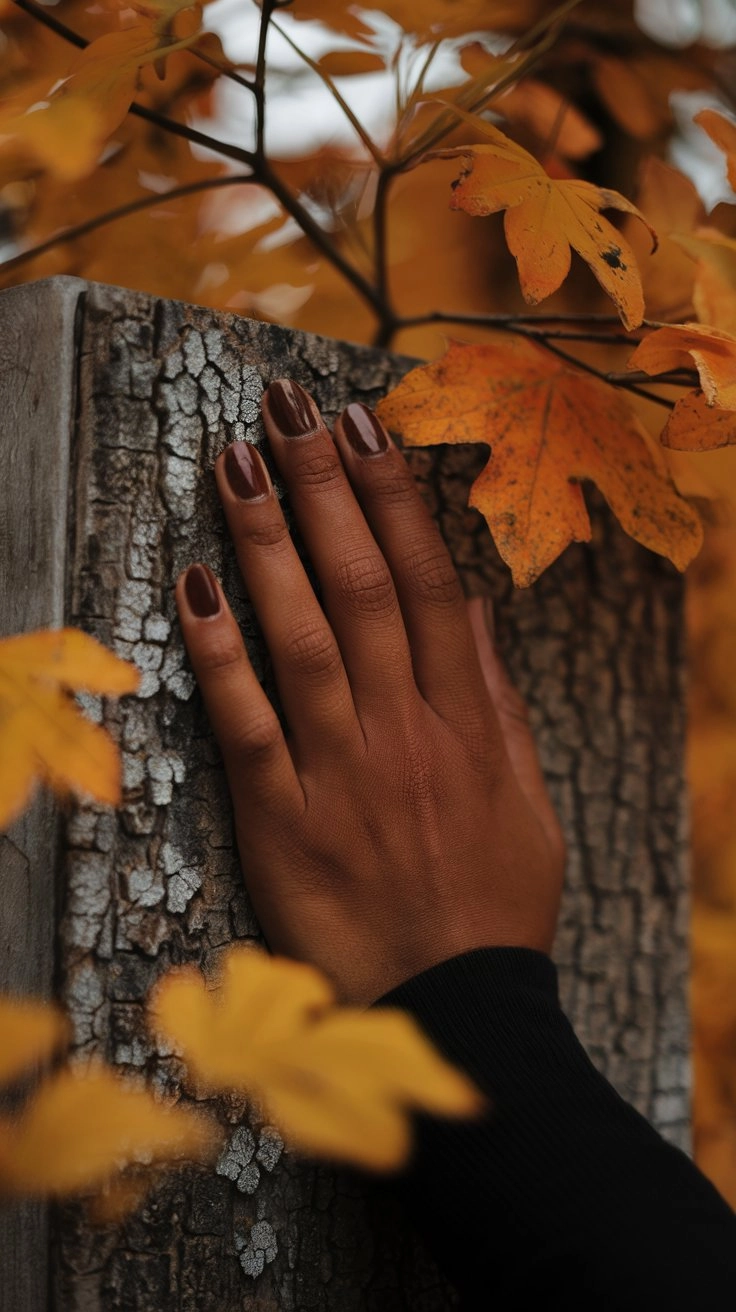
175,380 -> 566,1005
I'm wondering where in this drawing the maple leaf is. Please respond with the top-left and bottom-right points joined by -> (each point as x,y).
0,1066 -> 218,1197
0,997 -> 69,1085
656,391 -> 736,453
432,120 -> 656,330
629,323 -> 736,411
696,109 -> 736,193
0,627 -> 140,831
674,230 -> 736,335
376,338 -> 702,587
150,946 -> 484,1172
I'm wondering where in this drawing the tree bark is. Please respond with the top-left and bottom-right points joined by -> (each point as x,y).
0,277 -> 691,1311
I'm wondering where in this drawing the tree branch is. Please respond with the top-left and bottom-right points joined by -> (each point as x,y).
11,0 -> 388,324
12,0 -> 257,169
0,174 -> 256,278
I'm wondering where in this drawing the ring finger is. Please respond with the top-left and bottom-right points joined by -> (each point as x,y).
213,436 -> 361,765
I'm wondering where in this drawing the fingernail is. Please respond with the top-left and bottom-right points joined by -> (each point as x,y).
185,564 -> 220,618
223,441 -> 271,501
267,379 -> 319,438
342,403 -> 389,457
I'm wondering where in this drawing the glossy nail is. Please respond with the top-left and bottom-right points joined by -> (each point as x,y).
342,403 -> 389,457
224,441 -> 271,500
185,563 -> 220,618
267,379 -> 319,438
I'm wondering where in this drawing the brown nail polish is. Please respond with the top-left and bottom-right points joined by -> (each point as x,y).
342,403 -> 389,457
267,379 -> 319,437
185,563 -> 220,618
224,441 -> 271,500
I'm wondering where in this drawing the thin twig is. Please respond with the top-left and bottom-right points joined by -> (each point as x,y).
538,337 -> 676,409
193,47 -> 255,93
271,19 -> 385,167
397,309 -> 664,329
372,170 -> 395,343
0,174 -> 256,277
394,28 -> 562,173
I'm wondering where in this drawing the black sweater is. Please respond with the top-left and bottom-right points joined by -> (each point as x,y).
374,947 -> 736,1310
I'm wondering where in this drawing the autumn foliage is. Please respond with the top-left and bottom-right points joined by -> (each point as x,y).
2,0 -> 736,1210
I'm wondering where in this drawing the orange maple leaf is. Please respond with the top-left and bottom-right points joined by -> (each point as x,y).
629,323 -> 736,410
655,391 -> 736,452
376,338 -> 703,587
0,627 -> 140,830
696,109 -> 736,193
431,119 -> 656,330
674,230 -> 736,336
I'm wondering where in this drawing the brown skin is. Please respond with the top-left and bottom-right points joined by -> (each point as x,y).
174,381 -> 566,1006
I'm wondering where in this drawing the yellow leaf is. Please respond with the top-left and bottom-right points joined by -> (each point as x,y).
629,322 -> 736,410
0,1066 -> 218,1197
696,109 -> 736,193
0,628 -> 141,694
432,120 -> 655,330
0,996 -> 69,1085
0,628 -> 139,830
150,946 -> 484,1172
0,20 -> 203,181
376,338 -> 703,587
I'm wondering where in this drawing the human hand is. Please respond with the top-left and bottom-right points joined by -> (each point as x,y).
175,380 -> 566,1005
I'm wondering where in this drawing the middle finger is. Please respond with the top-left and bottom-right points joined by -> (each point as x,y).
261,379 -> 417,719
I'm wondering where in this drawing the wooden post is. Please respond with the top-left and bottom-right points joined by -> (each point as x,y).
0,277 -> 691,1311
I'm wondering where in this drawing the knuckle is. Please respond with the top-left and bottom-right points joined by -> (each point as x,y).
236,516 -> 291,551
294,448 -> 344,491
498,681 -> 531,725
283,620 -> 342,680
231,713 -> 283,760
405,544 -> 463,609
197,634 -> 245,677
368,459 -> 419,506
334,550 -> 397,618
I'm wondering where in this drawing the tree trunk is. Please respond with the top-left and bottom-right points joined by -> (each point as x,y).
0,277 -> 691,1311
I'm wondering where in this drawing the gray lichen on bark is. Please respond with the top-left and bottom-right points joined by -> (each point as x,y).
1,278 -> 689,1310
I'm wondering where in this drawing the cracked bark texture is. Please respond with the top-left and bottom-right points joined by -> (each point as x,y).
0,277 -> 690,1312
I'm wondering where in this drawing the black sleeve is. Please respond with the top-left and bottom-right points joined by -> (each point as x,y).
372,947 -> 736,1310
